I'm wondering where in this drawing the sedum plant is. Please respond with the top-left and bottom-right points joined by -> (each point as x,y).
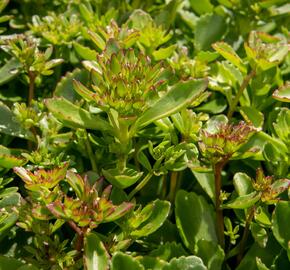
0,1 -> 289,270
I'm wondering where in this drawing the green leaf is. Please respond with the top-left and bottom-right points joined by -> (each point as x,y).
195,14 -> 226,51
154,0 -> 180,29
138,256 -> 167,270
0,145 -> 26,169
175,190 -> 217,252
212,42 -> 247,74
196,97 -> 227,114
237,131 -> 288,161
17,266 -> 38,270
237,235 -> 281,270
0,58 -> 22,86
233,172 -> 254,196
84,233 -> 109,270
270,179 -> 290,197
203,114 -> 228,134
256,258 -> 270,270
89,31 -> 106,51
104,202 -> 133,223
0,256 -> 23,270
54,68 -> 89,102
66,171 -> 84,199
240,106 -> 264,129
0,212 -> 18,233
102,167 -> 143,189
111,252 -> 144,270
45,97 -> 113,132
152,45 -> 176,61
195,240 -> 224,270
73,79 -> 96,102
137,148 -> 152,171
0,102 -> 34,141
191,171 -> 215,203
251,223 -> 268,248
73,42 -> 97,61
126,9 -> 153,30
273,108 -> 290,146
0,154 -> 25,169
133,79 -> 208,132
0,193 -> 20,208
149,242 -> 188,261
131,199 -> 171,237
224,192 -> 261,209
189,0 -> 213,15
162,256 -> 207,270
0,0 -> 9,13
255,206 -> 271,227
272,201 -> 290,250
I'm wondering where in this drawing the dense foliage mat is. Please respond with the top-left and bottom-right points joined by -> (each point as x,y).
0,0 -> 289,269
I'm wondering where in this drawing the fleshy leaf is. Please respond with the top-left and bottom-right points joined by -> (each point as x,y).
54,68 -> 89,102
111,252 -> 144,270
45,97 -> 113,132
84,233 -> 110,270
102,167 -> 143,189
73,42 -> 97,61
272,201 -> 290,251
195,14 -> 226,51
133,79 -> 208,132
175,190 -> 217,252
130,199 -> 170,237
212,42 -> 247,73
224,191 -> 261,209
0,58 -> 22,85
272,83 -> 290,102
162,256 -> 207,270
0,102 -> 34,141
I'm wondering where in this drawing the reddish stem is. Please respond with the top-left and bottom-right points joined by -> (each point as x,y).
214,160 -> 227,248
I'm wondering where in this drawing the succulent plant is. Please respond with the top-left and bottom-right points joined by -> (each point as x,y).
199,121 -> 257,164
29,12 -> 82,46
253,168 -> 290,203
14,162 -> 68,191
47,171 -> 134,228
2,35 -> 63,76
74,47 -> 166,117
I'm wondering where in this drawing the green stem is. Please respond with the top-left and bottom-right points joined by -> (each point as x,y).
117,117 -> 130,172
128,172 -> 153,200
227,69 -> 256,120
84,130 -> 97,172
237,206 -> 256,264
28,71 -> 36,106
214,160 -> 226,248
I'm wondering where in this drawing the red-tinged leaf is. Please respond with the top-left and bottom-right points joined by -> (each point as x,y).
104,202 -> 134,222
14,167 -> 34,184
101,185 -> 112,199
272,83 -> 290,103
47,202 -> 66,219
212,42 -> 247,73
66,171 -> 85,199
73,80 -> 96,102
270,179 -> 290,196
88,30 -> 106,51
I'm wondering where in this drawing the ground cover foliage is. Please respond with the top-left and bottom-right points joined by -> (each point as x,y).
0,0 -> 289,269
